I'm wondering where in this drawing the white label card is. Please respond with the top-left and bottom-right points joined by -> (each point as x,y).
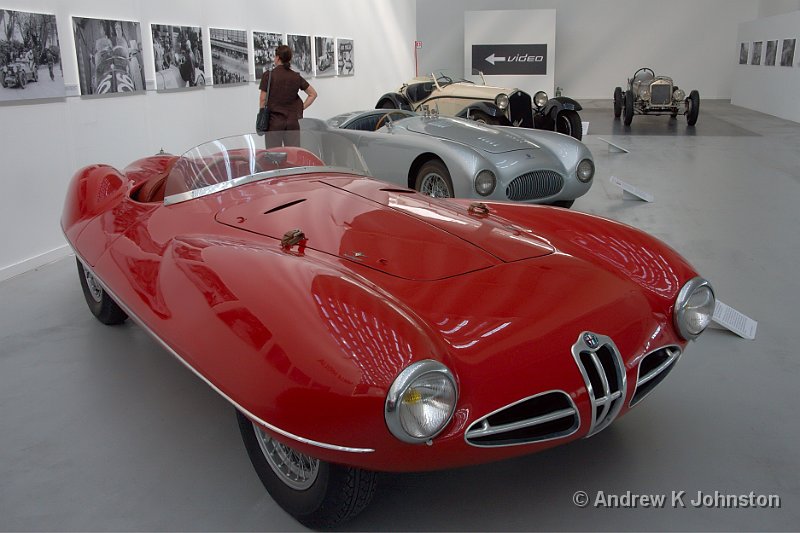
581,121 -> 590,136
712,300 -> 757,340
609,176 -> 654,202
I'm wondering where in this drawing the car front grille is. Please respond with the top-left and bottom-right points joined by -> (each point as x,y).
572,332 -> 626,437
506,171 -> 564,201
464,391 -> 579,447
508,90 -> 534,128
650,83 -> 672,105
630,346 -> 681,406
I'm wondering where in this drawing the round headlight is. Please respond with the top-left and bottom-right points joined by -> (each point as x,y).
639,86 -> 650,100
385,360 -> 457,443
576,159 -> 594,183
495,93 -> 509,110
673,88 -> 685,101
475,170 -> 496,196
533,91 -> 548,108
673,277 -> 715,340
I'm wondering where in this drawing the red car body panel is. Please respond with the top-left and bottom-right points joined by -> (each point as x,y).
62,149 -> 701,473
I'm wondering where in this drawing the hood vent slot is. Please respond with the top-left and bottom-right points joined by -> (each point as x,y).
264,198 -> 306,214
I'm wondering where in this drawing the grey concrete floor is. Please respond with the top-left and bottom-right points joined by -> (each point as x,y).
1,100 -> 799,531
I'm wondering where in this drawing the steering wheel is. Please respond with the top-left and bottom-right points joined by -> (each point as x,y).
436,73 -> 453,85
634,67 -> 655,78
375,112 -> 407,130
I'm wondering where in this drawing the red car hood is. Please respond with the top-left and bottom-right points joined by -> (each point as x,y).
215,176 -> 554,281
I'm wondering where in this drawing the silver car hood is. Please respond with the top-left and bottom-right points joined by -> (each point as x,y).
401,117 -> 540,154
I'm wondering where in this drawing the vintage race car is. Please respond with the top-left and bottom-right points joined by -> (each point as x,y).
62,131 -> 715,528
1,57 -> 38,88
615,67 -> 699,126
317,109 -> 594,208
377,71 -> 584,140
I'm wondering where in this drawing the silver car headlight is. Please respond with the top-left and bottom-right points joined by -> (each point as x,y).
475,170 -> 496,196
533,91 -> 548,108
639,86 -> 650,100
385,360 -> 457,443
673,277 -> 715,340
673,88 -> 686,102
495,93 -> 509,110
576,159 -> 594,183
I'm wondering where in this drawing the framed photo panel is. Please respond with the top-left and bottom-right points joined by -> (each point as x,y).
151,24 -> 204,90
253,31 -> 283,80
780,38 -> 795,67
738,42 -> 749,65
209,27 -> 248,86
286,34 -> 312,77
72,16 -> 145,95
765,40 -> 777,66
337,38 -> 354,76
751,41 -> 763,65
313,36 -> 335,77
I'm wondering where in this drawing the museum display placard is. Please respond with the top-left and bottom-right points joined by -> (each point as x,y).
253,31 -> 282,80
313,36 -> 335,77
286,34 -> 312,77
209,27 -> 248,86
0,9 -> 65,101
337,38 -> 354,76
72,16 -> 145,95
151,24 -> 204,90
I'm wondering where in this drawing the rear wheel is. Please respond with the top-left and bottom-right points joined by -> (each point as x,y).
19,73 -> 26,88
551,199 -> 575,209
686,90 -> 700,126
76,258 -> 128,325
556,110 -> 582,140
236,410 -> 377,528
613,87 -> 622,118
414,160 -> 454,198
623,91 -> 634,126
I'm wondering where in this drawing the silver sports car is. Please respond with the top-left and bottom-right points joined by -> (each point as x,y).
305,109 -> 594,208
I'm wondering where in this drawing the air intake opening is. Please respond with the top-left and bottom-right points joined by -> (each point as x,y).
630,346 -> 681,407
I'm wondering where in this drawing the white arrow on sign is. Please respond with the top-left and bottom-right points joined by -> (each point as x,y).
485,53 -> 507,66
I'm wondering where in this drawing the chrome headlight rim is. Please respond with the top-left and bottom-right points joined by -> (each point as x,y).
673,277 -> 715,341
673,88 -> 686,102
576,159 -> 595,183
494,93 -> 509,110
639,86 -> 650,100
533,90 -> 548,108
384,360 -> 458,444
475,169 -> 497,196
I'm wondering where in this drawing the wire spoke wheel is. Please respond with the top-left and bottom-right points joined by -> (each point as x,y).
253,424 -> 319,490
82,265 -> 104,303
419,172 -> 452,197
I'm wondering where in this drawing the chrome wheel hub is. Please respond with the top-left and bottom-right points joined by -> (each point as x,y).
82,265 -> 103,303
252,424 -> 319,490
419,173 -> 451,198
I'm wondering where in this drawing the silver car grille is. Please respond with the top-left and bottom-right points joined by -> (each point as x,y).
464,391 -> 579,447
650,83 -> 672,105
630,346 -> 681,407
572,332 -> 626,438
506,170 -> 564,201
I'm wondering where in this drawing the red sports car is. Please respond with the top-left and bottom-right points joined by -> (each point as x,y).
61,132 -> 715,527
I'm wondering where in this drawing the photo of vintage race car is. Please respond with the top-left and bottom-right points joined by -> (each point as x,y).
376,71 -> 584,139
615,67 -> 700,126
1,56 -> 38,88
317,109 -> 594,208
62,131 -> 715,528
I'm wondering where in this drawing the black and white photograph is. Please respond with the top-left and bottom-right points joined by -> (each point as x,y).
286,34 -> 312,77
780,38 -> 795,67
0,9 -> 65,101
765,39 -> 777,66
337,38 -> 354,76
72,17 -> 144,95
151,24 -> 204,90
209,27 -> 248,86
738,42 -> 749,65
751,41 -> 763,65
313,36 -> 335,77
253,31 -> 282,80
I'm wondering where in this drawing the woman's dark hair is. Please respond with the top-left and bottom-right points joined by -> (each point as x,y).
276,45 -> 292,64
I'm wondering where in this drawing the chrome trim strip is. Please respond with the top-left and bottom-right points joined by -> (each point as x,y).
465,408 -> 576,439
70,250 -> 374,454
163,166 -> 371,206
629,345 -> 682,407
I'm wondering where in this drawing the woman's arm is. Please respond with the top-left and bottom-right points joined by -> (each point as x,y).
259,89 -> 266,108
303,84 -> 317,110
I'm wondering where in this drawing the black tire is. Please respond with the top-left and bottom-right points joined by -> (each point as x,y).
76,258 -> 128,325
468,110 -> 501,125
236,410 -> 377,528
378,99 -> 397,109
414,159 -> 454,198
623,90 -> 634,126
556,110 -> 582,140
551,199 -> 575,209
613,87 -> 623,118
686,90 -> 700,126
19,73 -> 26,89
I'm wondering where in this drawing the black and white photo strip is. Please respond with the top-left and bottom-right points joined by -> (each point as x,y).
287,34 -> 312,77
739,42 -> 749,65
765,40 -> 777,66
254,31 -> 282,80
337,38 -> 354,76
780,38 -> 795,67
72,17 -> 145,95
151,24 -> 204,90
210,28 -> 248,86
751,41 -> 763,65
314,36 -> 335,77
0,9 -> 65,101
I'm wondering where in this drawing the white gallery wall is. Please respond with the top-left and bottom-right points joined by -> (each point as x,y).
416,0 -> 760,100
0,0 -> 416,280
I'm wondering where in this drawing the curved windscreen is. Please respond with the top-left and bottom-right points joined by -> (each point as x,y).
164,132 -> 369,205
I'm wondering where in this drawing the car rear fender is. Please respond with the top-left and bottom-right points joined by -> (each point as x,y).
375,92 -> 412,110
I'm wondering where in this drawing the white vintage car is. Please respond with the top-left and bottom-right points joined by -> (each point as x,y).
614,67 -> 699,126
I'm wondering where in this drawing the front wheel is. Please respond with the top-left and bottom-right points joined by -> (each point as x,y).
236,410 -> 377,528
414,159 -> 454,198
623,91 -> 634,126
686,90 -> 700,126
76,258 -> 128,325
468,110 -> 501,125
550,199 -> 575,209
556,110 -> 582,140
613,87 -> 622,118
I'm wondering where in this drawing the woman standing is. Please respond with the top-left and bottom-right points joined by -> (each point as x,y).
259,45 -> 317,146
